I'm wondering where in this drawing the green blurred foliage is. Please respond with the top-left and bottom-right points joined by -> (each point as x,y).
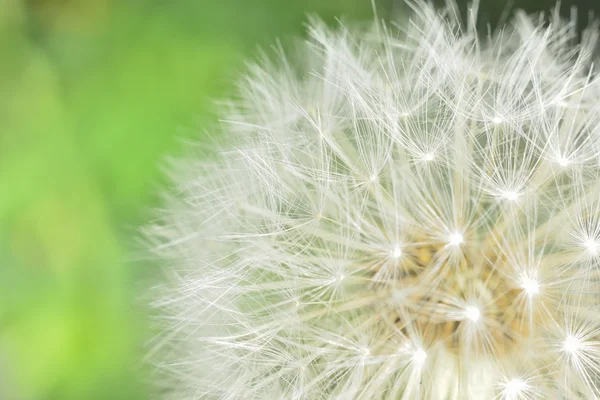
0,1 -> 384,399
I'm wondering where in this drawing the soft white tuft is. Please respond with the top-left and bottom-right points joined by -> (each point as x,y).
147,2 -> 600,398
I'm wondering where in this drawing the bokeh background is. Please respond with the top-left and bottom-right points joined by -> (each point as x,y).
1,0 -> 599,399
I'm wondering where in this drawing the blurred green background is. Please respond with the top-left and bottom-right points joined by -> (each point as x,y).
1,0 -> 599,399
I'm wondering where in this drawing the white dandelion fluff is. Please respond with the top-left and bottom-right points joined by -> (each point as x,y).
147,1 -> 600,398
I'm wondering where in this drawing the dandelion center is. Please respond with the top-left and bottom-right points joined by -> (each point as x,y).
382,242 -> 530,354
150,2 -> 600,398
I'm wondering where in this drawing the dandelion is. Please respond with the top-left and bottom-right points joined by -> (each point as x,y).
147,1 -> 600,398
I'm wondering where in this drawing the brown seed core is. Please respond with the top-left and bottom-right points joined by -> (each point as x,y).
377,243 -> 531,356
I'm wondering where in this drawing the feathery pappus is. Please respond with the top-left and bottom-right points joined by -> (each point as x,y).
146,1 -> 600,398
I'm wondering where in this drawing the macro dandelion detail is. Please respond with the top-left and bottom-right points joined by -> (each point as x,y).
147,2 -> 600,398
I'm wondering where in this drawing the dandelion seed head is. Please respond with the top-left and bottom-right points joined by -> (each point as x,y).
147,1 -> 600,398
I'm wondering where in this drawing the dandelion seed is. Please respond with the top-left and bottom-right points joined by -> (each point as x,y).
583,239 -> 600,256
390,245 -> 402,259
557,156 -> 570,167
501,190 -> 520,202
464,306 -> 481,323
520,276 -> 540,296
501,378 -> 528,399
552,96 -> 567,107
563,335 -> 582,354
422,152 -> 435,161
412,348 -> 427,365
449,232 -> 464,246
491,115 -> 504,124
